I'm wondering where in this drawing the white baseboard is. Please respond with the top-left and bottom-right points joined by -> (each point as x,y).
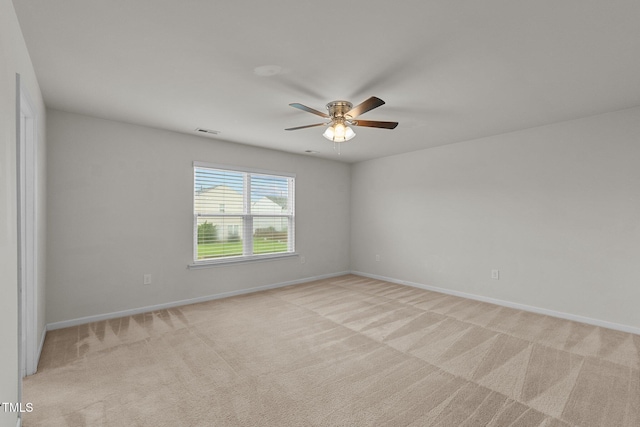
35,326 -> 47,373
47,271 -> 350,330
351,271 -> 640,336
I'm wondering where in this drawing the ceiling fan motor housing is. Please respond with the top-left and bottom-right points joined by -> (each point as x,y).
285,96 -> 397,133
327,101 -> 353,119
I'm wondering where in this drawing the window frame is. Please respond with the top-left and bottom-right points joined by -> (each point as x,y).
190,161 -> 296,267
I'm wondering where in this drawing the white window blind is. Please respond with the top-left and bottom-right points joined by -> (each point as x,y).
193,163 -> 295,263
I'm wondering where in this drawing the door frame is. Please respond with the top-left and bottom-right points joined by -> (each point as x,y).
16,73 -> 38,379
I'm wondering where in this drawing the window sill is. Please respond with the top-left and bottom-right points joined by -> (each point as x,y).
188,252 -> 299,269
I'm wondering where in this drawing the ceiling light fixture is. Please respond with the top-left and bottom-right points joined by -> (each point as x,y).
323,118 -> 355,143
322,101 -> 356,144
285,97 -> 398,153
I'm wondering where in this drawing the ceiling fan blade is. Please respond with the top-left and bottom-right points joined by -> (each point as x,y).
289,103 -> 330,118
352,119 -> 399,129
345,96 -> 385,119
285,123 -> 326,131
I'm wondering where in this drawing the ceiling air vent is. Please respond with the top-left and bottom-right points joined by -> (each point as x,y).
195,128 -> 220,136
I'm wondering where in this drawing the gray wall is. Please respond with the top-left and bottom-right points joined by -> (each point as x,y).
47,106 -> 640,331
351,106 -> 640,330
46,109 -> 351,324
0,0 -> 47,426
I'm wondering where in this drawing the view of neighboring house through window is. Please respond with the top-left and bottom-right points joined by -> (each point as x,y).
193,162 -> 295,263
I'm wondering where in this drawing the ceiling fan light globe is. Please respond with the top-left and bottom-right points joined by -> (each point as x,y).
344,126 -> 355,141
323,126 -> 335,140
323,124 -> 355,142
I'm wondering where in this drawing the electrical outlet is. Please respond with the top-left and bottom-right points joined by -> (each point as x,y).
300,256 -> 306,264
491,269 -> 500,280
143,274 -> 152,285
375,254 -> 380,262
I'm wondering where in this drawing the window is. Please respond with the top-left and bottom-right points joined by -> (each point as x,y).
193,162 -> 295,264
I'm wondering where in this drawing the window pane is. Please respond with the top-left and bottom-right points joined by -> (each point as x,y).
195,169 -> 244,214
197,216 -> 243,259
194,164 -> 294,263
251,174 -> 290,214
253,218 -> 288,254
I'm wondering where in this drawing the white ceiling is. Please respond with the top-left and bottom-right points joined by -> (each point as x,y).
13,0 -> 640,163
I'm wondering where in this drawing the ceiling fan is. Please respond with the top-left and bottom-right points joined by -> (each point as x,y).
285,96 -> 398,142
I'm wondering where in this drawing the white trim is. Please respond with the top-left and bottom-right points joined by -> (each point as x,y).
193,161 -> 296,178
45,270 -> 640,337
351,271 -> 640,336
35,325 -> 47,374
17,416 -> 22,427
189,252 -> 299,268
243,173 -> 253,256
17,75 -> 38,378
46,271 -> 350,330
193,163 -> 296,264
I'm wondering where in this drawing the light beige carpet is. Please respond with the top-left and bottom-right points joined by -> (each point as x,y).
24,275 -> 640,426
